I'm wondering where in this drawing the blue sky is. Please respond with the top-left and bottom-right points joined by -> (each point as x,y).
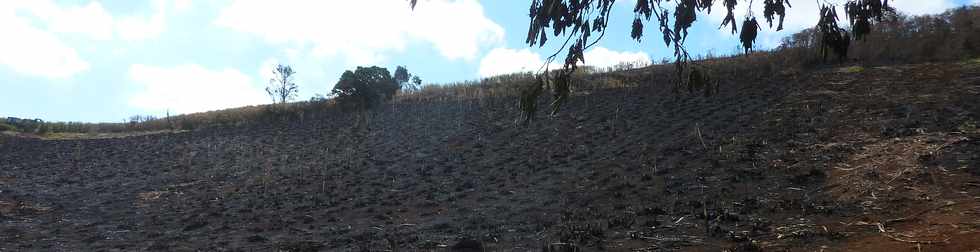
1,0 -> 975,122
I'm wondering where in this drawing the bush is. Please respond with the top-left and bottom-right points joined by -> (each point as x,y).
180,119 -> 196,131
0,123 -> 16,132
36,123 -> 49,135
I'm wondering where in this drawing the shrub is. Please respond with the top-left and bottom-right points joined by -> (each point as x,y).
36,123 -> 49,135
0,123 -> 16,132
180,119 -> 196,131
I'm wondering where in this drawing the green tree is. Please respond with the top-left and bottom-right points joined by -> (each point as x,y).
332,66 -> 399,109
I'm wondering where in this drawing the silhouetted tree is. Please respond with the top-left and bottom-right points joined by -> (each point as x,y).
266,64 -> 298,105
332,66 -> 399,109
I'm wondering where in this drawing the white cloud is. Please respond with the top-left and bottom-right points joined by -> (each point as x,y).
215,0 -> 504,64
258,58 -> 283,84
581,47 -> 651,69
128,64 -> 267,114
7,0 -> 177,41
116,15 -> 165,41
0,0 -> 190,78
0,5 -> 89,79
21,1 -> 116,40
116,0 -> 170,41
173,0 -> 192,12
478,48 -> 543,77
890,0 -> 956,16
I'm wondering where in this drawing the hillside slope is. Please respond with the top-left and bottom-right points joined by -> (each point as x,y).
1,60 -> 979,251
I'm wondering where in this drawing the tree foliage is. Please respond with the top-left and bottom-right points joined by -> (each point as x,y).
818,5 -> 851,62
740,16 -> 760,54
332,66 -> 400,109
394,66 -> 410,87
409,0 -> 893,123
393,65 -> 423,92
845,0 -> 892,40
266,64 -> 298,105
411,76 -> 422,91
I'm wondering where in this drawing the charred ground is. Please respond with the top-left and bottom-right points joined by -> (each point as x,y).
1,60 -> 979,251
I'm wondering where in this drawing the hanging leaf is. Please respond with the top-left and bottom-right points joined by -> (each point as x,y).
844,0 -> 893,40
818,4 -> 851,62
719,0 -> 739,34
739,17 -> 760,54
763,0 -> 790,31
631,18 -> 645,41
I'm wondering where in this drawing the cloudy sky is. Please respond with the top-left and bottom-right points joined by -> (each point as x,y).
1,0 -> 975,122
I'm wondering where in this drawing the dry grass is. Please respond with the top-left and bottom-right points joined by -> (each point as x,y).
40,130 -> 188,140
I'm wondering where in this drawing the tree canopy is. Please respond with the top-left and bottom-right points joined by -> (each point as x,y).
332,66 -> 400,109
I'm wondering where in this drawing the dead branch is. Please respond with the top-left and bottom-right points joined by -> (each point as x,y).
885,201 -> 966,225
882,233 -> 950,244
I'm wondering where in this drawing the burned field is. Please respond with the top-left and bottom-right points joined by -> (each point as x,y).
2,61 -> 979,251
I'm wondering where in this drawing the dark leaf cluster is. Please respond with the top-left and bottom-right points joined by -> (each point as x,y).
845,0 -> 894,40
817,5 -> 851,62
762,0 -> 791,31
740,16 -> 760,54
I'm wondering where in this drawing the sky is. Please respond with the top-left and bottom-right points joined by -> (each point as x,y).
1,0 -> 976,122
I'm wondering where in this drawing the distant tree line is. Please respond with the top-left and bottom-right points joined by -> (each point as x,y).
1,117 -> 44,134
264,64 -> 423,110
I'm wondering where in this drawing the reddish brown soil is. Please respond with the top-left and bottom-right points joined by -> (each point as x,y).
1,61 -> 978,251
